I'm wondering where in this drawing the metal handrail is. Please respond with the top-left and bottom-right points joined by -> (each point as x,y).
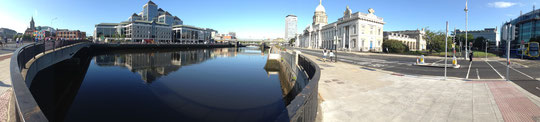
279,54 -> 321,122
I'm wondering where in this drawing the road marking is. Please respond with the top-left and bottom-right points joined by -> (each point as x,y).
485,61 -> 505,79
432,59 -> 444,64
476,68 -> 480,79
466,61 -> 473,79
496,61 -> 535,80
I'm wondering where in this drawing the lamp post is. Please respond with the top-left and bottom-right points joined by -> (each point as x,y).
445,21 -> 448,80
334,27 -> 338,62
506,24 -> 511,81
486,41 -> 488,60
465,0 -> 469,60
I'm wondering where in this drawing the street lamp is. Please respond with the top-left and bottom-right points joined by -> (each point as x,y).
334,27 -> 338,62
465,0 -> 469,60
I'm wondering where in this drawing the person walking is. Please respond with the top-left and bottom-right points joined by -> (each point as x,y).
329,50 -> 335,62
469,51 -> 473,62
322,49 -> 328,62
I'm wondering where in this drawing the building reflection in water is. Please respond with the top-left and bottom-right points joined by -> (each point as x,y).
94,48 -> 247,83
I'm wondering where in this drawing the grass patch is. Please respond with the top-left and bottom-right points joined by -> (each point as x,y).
429,51 -> 496,57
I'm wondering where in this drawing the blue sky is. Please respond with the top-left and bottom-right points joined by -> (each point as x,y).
0,0 -> 538,39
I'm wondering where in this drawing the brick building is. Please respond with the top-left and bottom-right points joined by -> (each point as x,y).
56,29 -> 86,40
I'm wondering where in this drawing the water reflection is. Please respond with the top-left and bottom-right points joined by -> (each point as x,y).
30,47 -> 301,122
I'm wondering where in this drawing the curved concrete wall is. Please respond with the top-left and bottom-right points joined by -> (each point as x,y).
10,42 -> 91,122
24,43 -> 91,87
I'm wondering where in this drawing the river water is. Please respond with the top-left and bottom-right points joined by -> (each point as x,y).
29,47 -> 293,122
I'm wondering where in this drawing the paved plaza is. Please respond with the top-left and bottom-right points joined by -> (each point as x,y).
0,53 -> 12,122
299,52 -> 540,122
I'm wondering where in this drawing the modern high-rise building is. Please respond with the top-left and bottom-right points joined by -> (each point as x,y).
501,8 -> 539,44
94,1 -> 214,43
142,1 -> 158,21
285,15 -> 297,41
456,28 -> 499,47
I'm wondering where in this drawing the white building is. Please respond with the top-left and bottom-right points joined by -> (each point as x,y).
172,25 -> 216,44
285,15 -> 298,41
384,29 -> 427,51
297,0 -> 385,52
94,1 -> 217,43
124,20 -> 172,42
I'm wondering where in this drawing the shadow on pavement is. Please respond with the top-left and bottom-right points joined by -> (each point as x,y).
0,81 -> 10,87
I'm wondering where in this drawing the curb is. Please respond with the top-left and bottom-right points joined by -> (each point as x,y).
508,81 -> 540,108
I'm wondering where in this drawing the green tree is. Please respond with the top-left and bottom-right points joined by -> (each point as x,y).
383,39 -> 409,53
289,38 -> 296,45
424,30 -> 453,53
472,37 -> 487,51
424,29 -> 437,53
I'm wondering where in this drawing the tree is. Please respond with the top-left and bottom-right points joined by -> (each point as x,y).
455,34 -> 473,44
472,37 -> 487,51
424,29 -> 437,53
383,39 -> 409,53
289,38 -> 296,45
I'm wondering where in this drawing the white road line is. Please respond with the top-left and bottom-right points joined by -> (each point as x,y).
485,61 -> 505,79
476,68 -> 480,79
432,59 -> 444,64
496,61 -> 535,80
466,61 -> 473,79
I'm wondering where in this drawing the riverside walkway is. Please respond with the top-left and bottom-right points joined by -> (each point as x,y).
299,51 -> 540,122
0,53 -> 12,122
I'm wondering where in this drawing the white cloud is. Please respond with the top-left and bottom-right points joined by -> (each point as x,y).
488,2 -> 517,8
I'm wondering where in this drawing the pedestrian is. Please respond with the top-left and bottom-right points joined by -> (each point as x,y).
469,51 -> 473,62
329,50 -> 335,62
323,49 -> 328,62
15,38 -> 19,48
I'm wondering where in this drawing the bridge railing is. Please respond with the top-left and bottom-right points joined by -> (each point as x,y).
17,40 -> 89,70
276,49 -> 321,122
10,40 -> 89,122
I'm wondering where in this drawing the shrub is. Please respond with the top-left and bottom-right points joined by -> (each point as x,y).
383,39 -> 409,53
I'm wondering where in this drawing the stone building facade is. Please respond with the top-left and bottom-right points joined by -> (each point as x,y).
297,0 -> 385,52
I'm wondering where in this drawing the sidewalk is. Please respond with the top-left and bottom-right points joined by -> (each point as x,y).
299,53 -> 540,122
0,53 -> 12,122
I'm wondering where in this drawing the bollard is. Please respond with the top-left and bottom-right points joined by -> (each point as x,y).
452,56 -> 457,65
416,57 -> 419,64
420,55 -> 425,64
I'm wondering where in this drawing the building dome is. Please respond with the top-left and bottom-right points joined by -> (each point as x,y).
315,0 -> 325,12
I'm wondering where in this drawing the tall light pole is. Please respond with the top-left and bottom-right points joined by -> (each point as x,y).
506,24 -> 511,81
486,41 -> 488,60
445,21 -> 448,80
465,0 -> 469,60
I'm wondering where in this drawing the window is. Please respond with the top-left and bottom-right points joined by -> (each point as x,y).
352,25 -> 357,34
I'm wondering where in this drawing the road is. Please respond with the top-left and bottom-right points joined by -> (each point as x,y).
293,47 -> 540,97
0,43 -> 19,55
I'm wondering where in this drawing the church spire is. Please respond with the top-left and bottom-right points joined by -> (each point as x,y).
319,0 -> 322,5
30,16 -> 35,29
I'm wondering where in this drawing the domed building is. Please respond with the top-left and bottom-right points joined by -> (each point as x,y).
313,0 -> 328,25
297,1 -> 386,52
